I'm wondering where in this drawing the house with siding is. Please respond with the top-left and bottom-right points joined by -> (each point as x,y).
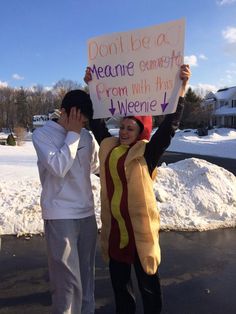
203,86 -> 236,128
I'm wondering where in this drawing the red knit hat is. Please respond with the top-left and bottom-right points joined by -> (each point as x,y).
132,116 -> 153,140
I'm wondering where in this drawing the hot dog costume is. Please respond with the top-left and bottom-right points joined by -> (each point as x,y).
90,97 -> 185,275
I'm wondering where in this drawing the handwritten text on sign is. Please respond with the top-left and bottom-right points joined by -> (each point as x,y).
87,19 -> 185,119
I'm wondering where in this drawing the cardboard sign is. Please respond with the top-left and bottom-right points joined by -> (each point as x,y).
87,19 -> 185,119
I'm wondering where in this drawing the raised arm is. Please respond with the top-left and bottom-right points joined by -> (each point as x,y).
33,108 -> 85,178
144,64 -> 191,175
84,67 -> 112,145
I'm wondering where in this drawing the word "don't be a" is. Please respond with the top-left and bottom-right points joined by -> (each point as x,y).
89,31 -> 172,61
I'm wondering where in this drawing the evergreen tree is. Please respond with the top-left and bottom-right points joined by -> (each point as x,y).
181,87 -> 204,129
6,133 -> 16,146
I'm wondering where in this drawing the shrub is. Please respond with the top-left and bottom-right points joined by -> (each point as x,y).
7,133 -> 16,146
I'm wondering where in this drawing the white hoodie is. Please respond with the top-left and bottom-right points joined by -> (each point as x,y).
32,120 -> 99,220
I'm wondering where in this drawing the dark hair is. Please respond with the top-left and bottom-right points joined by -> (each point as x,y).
61,89 -> 93,120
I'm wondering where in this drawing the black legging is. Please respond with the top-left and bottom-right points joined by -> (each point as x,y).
109,254 -> 162,314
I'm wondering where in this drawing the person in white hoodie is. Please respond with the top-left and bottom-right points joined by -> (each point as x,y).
32,90 -> 99,314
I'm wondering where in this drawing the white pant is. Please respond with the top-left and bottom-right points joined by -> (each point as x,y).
44,216 -> 97,314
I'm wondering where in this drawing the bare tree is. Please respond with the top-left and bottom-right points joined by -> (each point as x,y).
53,79 -> 82,104
0,87 -> 16,130
0,79 -> 87,131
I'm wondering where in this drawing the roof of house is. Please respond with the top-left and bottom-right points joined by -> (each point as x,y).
205,86 -> 236,101
215,86 -> 236,100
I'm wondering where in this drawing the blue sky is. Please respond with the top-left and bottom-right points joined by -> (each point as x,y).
1,0 -> 236,94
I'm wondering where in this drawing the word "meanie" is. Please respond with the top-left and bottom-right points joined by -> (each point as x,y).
89,62 -> 134,80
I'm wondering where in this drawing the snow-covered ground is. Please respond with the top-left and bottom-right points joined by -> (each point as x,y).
109,127 -> 236,159
0,127 -> 235,236
168,127 -> 236,159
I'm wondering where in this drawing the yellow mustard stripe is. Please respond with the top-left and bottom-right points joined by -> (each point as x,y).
109,145 -> 129,249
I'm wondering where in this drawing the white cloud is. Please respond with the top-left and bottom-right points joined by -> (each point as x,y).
222,27 -> 236,57
29,84 -> 53,92
0,80 -> 8,88
184,55 -> 198,67
192,83 -> 218,97
224,43 -> 236,57
226,69 -> 236,75
222,27 -> 236,43
199,54 -> 208,60
44,86 -> 53,91
12,73 -> 24,81
217,0 -> 236,5
223,69 -> 236,83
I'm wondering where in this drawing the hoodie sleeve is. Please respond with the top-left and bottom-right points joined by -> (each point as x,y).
32,127 -> 80,178
144,97 -> 185,175
90,132 -> 100,174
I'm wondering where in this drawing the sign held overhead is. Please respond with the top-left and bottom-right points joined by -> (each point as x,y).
87,19 -> 185,119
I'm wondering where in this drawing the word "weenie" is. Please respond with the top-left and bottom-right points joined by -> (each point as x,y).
111,98 -> 158,115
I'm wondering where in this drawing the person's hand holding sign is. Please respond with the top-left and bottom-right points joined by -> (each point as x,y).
84,67 -> 92,85
179,64 -> 191,97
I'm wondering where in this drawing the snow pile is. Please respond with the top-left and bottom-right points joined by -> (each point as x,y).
0,128 -> 235,236
155,158 -> 236,231
0,178 -> 43,235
